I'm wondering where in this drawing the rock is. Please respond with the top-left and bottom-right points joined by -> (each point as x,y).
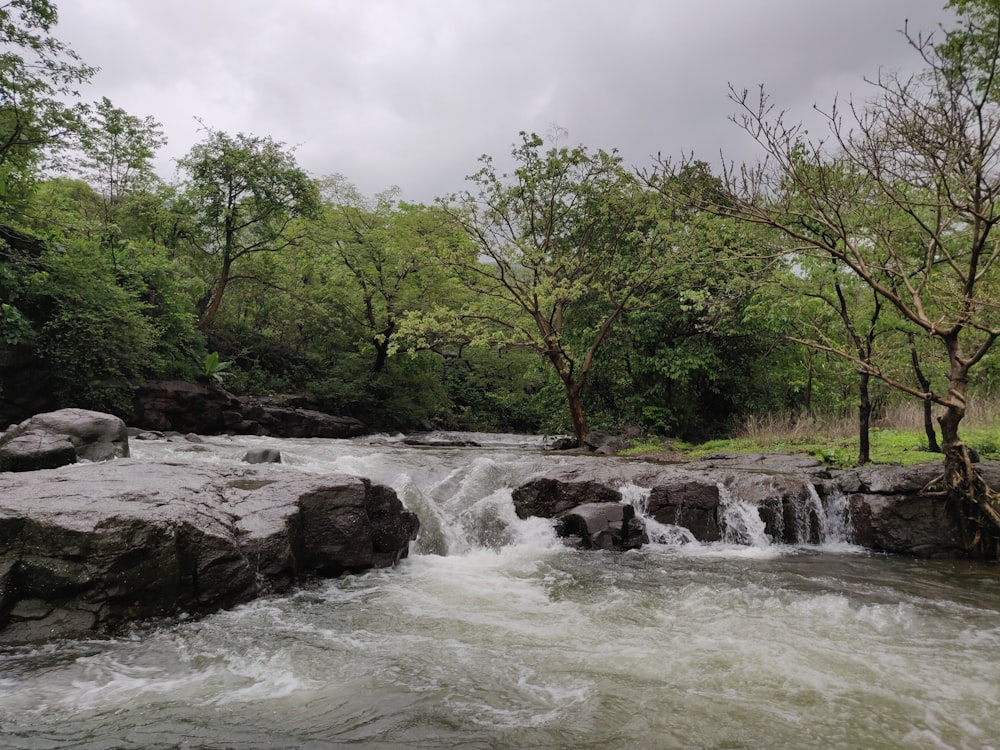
558,502 -> 645,550
238,400 -> 367,439
513,472 -> 623,519
0,430 -> 77,472
512,455 -> 1000,558
0,408 -> 129,471
402,434 -> 481,448
132,381 -> 367,439
243,448 -> 282,464
583,430 -> 627,455
133,380 -> 240,434
0,460 -> 419,644
646,478 -> 723,542
847,492 -> 967,557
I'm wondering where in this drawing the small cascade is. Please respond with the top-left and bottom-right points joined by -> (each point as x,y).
619,483 -> 698,546
817,486 -> 853,545
402,455 -> 566,556
717,482 -> 771,547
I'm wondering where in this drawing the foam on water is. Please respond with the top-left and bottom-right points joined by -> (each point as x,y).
8,434 -> 998,749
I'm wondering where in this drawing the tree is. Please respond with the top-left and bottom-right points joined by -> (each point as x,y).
76,97 -> 166,255
431,132 -> 678,445
315,177 -> 461,373
0,0 -> 94,216
716,7 -> 1000,551
177,129 -> 319,328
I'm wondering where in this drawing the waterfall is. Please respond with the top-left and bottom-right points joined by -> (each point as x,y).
717,482 -> 772,546
618,483 -> 697,545
716,478 -> 854,548
817,486 -> 853,545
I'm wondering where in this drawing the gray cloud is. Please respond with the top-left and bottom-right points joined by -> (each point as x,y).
56,0 -> 950,201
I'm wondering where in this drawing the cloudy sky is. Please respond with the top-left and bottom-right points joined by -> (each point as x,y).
56,1 -> 952,202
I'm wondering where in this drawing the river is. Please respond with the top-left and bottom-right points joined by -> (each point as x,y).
1,432 -> 998,749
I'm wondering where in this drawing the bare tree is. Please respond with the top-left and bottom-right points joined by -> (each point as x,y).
705,12 -> 1000,553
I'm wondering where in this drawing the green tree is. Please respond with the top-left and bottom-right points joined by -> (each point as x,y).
720,7 -> 1000,551
177,129 -> 319,328
0,0 -> 94,216
430,132 -> 679,445
315,177 -> 463,373
76,97 -> 166,256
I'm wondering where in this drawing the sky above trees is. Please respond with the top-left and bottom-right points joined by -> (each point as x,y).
57,0 -> 950,201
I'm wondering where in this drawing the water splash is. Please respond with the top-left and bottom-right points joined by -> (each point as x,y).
717,482 -> 771,547
619,483 -> 698,546
818,486 -> 853,547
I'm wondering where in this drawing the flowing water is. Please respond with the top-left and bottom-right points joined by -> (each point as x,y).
2,433 -> 999,749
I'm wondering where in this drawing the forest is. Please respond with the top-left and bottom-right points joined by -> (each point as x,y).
1,0 -> 1000,494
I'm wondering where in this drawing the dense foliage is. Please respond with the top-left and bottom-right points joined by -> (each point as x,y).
2,1 -> 998,468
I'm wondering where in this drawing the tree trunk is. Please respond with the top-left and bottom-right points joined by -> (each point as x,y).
804,349 -> 814,419
909,337 -> 940,452
937,351 -> 1000,558
371,321 -> 396,374
199,258 -> 231,329
857,369 -> 871,466
565,381 -> 588,447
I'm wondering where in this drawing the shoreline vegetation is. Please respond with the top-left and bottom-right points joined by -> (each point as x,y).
621,402 -> 1000,469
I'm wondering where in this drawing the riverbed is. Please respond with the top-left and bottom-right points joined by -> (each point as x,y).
1,433 -> 998,749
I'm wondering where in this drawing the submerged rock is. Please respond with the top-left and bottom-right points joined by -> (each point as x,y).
0,460 -> 419,644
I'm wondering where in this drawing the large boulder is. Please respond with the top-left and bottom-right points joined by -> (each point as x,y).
0,408 -> 129,471
132,380 -> 240,434
0,460 -> 419,644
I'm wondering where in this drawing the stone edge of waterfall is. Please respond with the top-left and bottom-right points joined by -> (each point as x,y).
512,456 -> 1000,560
0,459 -> 419,645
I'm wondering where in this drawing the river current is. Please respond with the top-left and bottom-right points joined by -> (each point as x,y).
1,433 -> 999,749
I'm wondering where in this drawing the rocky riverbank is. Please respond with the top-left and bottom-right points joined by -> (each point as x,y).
0,460 -> 419,644
513,452 -> 1000,559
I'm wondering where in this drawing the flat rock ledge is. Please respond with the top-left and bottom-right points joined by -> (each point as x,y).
0,460 -> 419,644
512,455 -> 1000,559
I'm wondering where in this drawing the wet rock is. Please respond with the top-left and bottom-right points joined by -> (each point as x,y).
0,408 -> 129,471
512,455 -> 1000,558
558,502 -> 645,550
243,447 -> 282,464
513,473 -> 623,519
402,435 -> 481,448
646,479 -> 723,542
583,430 -> 627,455
133,381 -> 367,439
847,492 -> 967,557
0,460 -> 419,644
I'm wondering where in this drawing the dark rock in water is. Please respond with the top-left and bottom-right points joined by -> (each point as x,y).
243,447 -> 282,464
558,502 -> 645,551
133,380 -> 239,434
402,435 -> 481,448
0,460 -> 419,644
0,408 -> 129,471
513,456 -> 1000,559
547,437 -> 578,451
513,472 -> 623,519
132,381 -> 367,439
647,478 -> 723,542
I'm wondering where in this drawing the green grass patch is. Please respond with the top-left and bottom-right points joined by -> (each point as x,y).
624,426 -> 1000,468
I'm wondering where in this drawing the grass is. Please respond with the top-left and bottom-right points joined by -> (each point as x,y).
621,401 -> 1000,469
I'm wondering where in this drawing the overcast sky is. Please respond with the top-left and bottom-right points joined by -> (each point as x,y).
56,1 -> 953,202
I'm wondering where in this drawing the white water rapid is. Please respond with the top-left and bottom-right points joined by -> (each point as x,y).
1,433 -> 998,749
